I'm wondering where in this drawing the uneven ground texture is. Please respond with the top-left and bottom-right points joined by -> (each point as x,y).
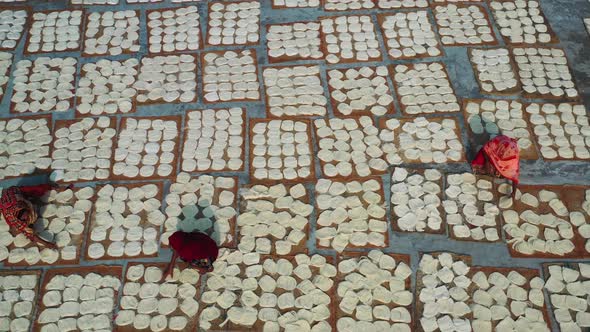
1,0 -> 590,331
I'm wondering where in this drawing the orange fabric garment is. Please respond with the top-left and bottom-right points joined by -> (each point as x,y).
472,135 -> 520,184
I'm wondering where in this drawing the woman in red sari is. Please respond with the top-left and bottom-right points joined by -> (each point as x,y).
471,135 -> 520,197
164,231 -> 219,278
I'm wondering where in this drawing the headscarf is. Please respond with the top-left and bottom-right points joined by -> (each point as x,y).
483,135 -> 520,184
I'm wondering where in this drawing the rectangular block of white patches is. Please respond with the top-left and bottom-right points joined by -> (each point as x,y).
324,0 -> 375,11
26,10 -> 83,53
238,183 -> 311,255
266,22 -> 323,62
250,119 -> 314,182
112,117 -> 179,179
11,57 -> 77,114
0,52 -> 10,99
182,108 -> 245,172
83,10 -> 139,56
0,116 -> 52,179
434,4 -> 496,45
1,187 -> 95,265
327,66 -> 393,117
147,6 -> 200,53
382,117 -> 464,163
116,263 -> 199,330
273,0 -> 319,8
321,15 -> 381,64
315,178 -> 387,251
0,9 -> 27,50
525,103 -> 590,160
0,272 -> 40,332
391,167 -> 444,233
443,173 -> 500,242
199,249 -> 335,331
336,252 -> 412,330
377,0 -> 428,9
263,65 -> 327,117
513,47 -> 579,99
207,1 -> 259,46
489,0 -> 555,44
77,59 -> 138,116
202,50 -> 260,102
417,253 -> 472,332
162,173 -> 238,248
464,99 -> 537,159
379,11 -> 443,59
315,117 -> 387,178
134,54 -> 197,104
38,270 -> 122,331
88,183 -> 164,260
52,117 -> 115,182
544,263 -> 590,332
392,62 -> 459,114
469,48 -> 519,93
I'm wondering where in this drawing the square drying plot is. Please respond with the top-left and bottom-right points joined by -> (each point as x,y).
263,65 -> 327,117
237,183 -> 311,255
147,6 -> 201,54
272,0 -> 319,8
489,0 -> 558,45
468,267 -> 550,331
463,99 -> 538,160
315,177 -> 388,251
320,15 -> 382,64
416,252 -> 473,332
0,270 -> 41,332
134,54 -> 197,104
0,8 -> 28,50
0,115 -> 52,180
202,49 -> 260,103
11,57 -> 77,114
115,263 -> 200,331
266,21 -> 323,63
525,102 -> 590,160
249,119 -> 315,183
498,184 -> 590,258
207,1 -> 260,46
25,10 -> 83,53
391,62 -> 460,115
327,66 -> 394,117
82,10 -> 140,56
380,117 -> 465,163
377,0 -> 428,9
468,48 -> 520,94
543,263 -> 590,332
443,173 -> 502,242
314,117 -> 388,178
0,52 -> 11,100
336,252 -> 413,331
513,47 -> 579,100
323,0 -> 375,11
182,108 -> 245,172
51,117 -> 116,183
161,172 -> 238,248
433,4 -> 497,46
391,167 -> 445,234
0,187 -> 95,266
112,116 -> 180,180
85,183 -> 165,260
76,58 -> 138,116
199,250 -> 335,331
378,11 -> 443,60
35,267 -> 122,332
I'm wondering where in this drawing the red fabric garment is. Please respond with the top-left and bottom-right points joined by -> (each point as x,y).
0,185 -> 51,240
169,231 -> 219,262
471,135 -> 520,184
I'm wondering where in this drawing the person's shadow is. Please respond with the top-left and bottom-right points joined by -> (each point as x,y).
176,199 -> 221,245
